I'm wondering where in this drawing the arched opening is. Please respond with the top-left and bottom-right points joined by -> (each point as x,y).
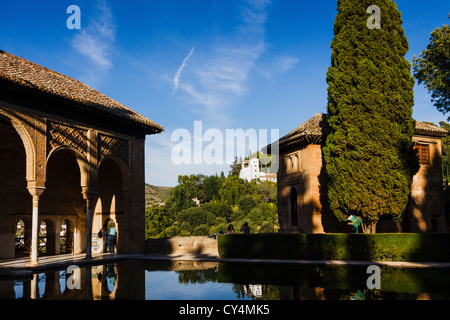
98,158 -> 125,215
293,155 -> 299,171
290,187 -> 298,226
15,220 -> 27,256
40,219 -> 56,255
92,197 -> 105,254
0,116 -> 30,259
41,148 -> 86,255
97,157 -> 126,253
39,221 -> 47,255
60,219 -> 73,254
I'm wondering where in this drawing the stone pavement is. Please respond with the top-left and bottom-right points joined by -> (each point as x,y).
0,253 -> 141,277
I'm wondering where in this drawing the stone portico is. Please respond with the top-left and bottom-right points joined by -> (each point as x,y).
0,50 -> 163,263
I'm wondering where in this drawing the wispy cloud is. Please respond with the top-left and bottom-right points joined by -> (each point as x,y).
173,47 -> 195,91
174,0 -> 270,119
71,0 -> 116,71
259,55 -> 299,78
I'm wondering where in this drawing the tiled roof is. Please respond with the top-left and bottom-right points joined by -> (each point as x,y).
279,113 -> 330,147
265,113 -> 448,152
0,50 -> 163,133
414,120 -> 448,137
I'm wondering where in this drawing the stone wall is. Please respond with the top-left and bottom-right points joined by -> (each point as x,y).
145,236 -> 219,257
278,144 -> 345,234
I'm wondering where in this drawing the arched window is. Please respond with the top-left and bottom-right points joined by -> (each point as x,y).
39,221 -> 47,254
293,155 -> 299,172
286,156 -> 292,173
97,157 -> 125,253
15,220 -> 26,255
60,220 -> 73,254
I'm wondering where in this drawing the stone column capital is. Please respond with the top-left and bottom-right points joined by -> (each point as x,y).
27,186 -> 46,198
81,186 -> 97,200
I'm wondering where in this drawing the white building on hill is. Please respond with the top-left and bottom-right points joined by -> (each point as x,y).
239,158 -> 277,182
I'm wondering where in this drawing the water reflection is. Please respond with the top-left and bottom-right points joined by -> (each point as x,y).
1,263 -> 122,300
1,260 -> 450,300
93,263 -> 118,298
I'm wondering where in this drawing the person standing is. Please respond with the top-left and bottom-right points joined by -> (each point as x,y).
107,225 -> 117,253
240,222 -> 250,234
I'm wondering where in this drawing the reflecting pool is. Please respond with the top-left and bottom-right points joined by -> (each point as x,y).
1,260 -> 450,300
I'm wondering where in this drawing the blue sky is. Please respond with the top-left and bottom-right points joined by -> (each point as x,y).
1,0 -> 449,186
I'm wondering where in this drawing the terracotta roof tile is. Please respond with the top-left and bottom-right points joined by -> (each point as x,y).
270,113 -> 448,151
414,120 -> 448,137
0,50 -> 163,133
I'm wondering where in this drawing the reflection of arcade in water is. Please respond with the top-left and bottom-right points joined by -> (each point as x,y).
92,264 -> 118,299
2,260 -> 450,300
0,262 -> 145,300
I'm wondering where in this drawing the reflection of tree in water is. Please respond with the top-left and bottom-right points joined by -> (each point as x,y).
176,268 -> 218,284
168,262 -> 450,300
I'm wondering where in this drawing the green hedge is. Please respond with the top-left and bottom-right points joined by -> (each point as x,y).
217,233 -> 450,262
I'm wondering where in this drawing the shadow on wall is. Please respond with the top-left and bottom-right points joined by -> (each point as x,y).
319,155 -> 349,234
144,236 -> 219,259
408,141 -> 447,233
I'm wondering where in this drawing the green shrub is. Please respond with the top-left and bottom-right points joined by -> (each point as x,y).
193,224 -> 210,236
258,221 -> 277,234
218,233 -> 450,262
178,207 -> 215,228
163,225 -> 179,238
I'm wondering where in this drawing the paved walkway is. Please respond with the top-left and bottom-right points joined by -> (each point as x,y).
2,252 -> 450,278
0,253 -> 141,277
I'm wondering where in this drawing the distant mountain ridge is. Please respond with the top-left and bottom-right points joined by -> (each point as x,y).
145,184 -> 173,207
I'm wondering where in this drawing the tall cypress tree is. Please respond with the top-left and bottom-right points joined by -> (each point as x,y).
323,0 -> 419,233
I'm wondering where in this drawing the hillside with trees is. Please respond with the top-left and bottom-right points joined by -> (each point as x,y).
145,184 -> 173,207
145,173 -> 278,239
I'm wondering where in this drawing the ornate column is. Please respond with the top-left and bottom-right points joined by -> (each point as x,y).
28,186 -> 45,265
83,129 -> 98,259
82,187 -> 96,259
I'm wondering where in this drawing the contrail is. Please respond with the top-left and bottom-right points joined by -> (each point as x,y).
173,47 -> 195,91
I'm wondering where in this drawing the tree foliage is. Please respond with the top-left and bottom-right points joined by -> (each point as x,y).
323,0 -> 419,232
219,175 -> 248,206
145,173 -> 279,238
145,205 -> 174,238
413,17 -> 450,118
440,121 -> 450,184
